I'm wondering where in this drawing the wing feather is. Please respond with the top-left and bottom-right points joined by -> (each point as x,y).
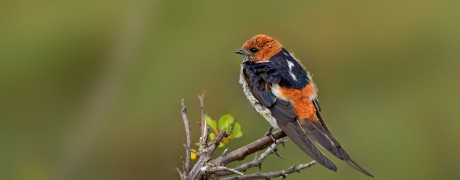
310,98 -> 374,177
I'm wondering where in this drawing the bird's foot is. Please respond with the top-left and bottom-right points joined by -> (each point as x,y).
273,147 -> 284,159
263,127 -> 277,144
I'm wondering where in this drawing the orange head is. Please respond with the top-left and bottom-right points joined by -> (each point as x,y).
235,34 -> 283,62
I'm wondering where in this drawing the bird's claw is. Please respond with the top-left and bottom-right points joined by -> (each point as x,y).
264,127 -> 276,144
273,147 -> 284,159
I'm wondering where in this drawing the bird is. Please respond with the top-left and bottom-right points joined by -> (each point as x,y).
235,34 -> 373,177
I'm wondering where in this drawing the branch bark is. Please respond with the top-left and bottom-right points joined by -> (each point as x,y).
215,139 -> 286,176
198,91 -> 208,151
211,131 -> 286,166
181,99 -> 192,175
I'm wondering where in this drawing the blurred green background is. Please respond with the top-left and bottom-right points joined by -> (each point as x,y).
1,0 -> 460,179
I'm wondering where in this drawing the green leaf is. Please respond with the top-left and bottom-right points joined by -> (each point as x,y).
218,143 -> 225,148
209,132 -> 216,141
205,115 -> 217,131
218,114 -> 234,132
232,122 -> 243,138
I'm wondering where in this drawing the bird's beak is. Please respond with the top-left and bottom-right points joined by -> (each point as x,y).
234,49 -> 245,55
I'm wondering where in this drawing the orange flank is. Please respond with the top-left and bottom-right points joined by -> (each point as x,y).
279,82 -> 318,121
242,34 -> 282,61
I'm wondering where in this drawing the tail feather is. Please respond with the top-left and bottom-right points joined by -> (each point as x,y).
344,158 -> 374,177
300,119 -> 374,177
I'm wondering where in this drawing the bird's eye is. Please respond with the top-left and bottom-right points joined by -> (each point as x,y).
249,48 -> 259,53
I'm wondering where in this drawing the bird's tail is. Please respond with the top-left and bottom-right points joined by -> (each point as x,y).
301,119 -> 374,177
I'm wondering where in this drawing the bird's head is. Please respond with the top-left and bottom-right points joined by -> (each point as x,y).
235,34 -> 283,62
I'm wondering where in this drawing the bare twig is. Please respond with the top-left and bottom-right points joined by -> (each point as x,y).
209,127 -> 231,156
181,99 -> 192,175
221,161 -> 317,180
219,149 -> 229,158
177,167 -> 185,179
198,91 -> 209,151
216,139 -> 286,176
202,166 -> 244,176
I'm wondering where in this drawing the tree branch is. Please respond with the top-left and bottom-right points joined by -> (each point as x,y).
220,161 -> 317,180
198,91 -> 208,152
181,99 -> 192,175
202,166 -> 244,176
215,139 -> 286,176
211,131 -> 286,166
178,92 -> 317,179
